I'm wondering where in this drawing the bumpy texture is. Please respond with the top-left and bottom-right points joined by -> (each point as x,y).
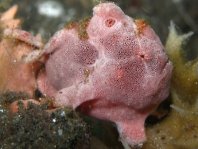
0,5 -> 43,97
0,92 -> 90,149
38,2 -> 172,146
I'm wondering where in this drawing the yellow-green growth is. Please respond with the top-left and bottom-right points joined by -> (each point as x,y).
143,91 -> 198,149
143,22 -> 198,149
165,22 -> 198,104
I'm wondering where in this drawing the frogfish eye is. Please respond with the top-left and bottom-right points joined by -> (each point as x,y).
105,18 -> 116,27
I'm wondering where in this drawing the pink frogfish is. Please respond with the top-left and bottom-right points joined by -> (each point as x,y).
36,2 -> 172,147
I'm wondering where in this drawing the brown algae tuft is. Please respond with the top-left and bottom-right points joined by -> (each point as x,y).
77,17 -> 90,40
134,19 -> 148,35
65,17 -> 90,40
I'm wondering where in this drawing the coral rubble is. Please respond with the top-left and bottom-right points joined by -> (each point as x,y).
0,92 -> 91,149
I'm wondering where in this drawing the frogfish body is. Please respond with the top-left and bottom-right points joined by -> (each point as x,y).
37,2 -> 172,147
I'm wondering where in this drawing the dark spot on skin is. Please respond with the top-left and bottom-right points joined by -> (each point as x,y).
140,54 -> 145,59
123,21 -> 127,27
105,18 -> 116,27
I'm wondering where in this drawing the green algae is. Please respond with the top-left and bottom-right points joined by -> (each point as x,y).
143,22 -> 198,149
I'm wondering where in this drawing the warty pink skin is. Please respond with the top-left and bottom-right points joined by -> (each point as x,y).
37,2 -> 172,147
